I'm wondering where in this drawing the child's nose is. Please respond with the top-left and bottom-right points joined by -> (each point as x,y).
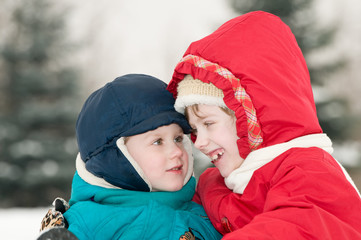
169,142 -> 183,159
194,132 -> 208,150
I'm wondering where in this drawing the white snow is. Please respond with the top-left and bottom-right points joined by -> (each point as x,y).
0,208 -> 48,240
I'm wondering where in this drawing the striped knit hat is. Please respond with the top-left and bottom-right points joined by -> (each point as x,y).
174,75 -> 227,114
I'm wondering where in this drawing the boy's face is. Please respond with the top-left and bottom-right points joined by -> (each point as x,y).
187,104 -> 243,178
126,124 -> 189,192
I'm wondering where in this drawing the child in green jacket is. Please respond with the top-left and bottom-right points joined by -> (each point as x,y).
39,74 -> 221,240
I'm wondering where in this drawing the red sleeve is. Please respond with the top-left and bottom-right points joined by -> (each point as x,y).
196,152 -> 361,239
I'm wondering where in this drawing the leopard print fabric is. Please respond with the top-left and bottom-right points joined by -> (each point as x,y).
40,197 -> 70,232
40,209 -> 66,232
179,228 -> 196,240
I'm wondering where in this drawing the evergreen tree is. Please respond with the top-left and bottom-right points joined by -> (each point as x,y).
229,0 -> 352,141
0,0 -> 80,207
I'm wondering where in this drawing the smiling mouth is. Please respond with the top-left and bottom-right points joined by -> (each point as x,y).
208,149 -> 224,164
167,165 -> 183,172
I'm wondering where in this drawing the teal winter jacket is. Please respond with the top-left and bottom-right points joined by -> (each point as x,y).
64,173 -> 221,240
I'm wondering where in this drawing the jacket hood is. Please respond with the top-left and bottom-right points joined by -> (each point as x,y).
167,11 -> 322,159
76,74 -> 191,191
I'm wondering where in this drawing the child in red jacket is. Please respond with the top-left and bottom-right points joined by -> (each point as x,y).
167,11 -> 361,239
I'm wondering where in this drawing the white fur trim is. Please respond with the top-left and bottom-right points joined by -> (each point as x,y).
225,134 -> 337,194
76,153 -> 121,189
116,137 -> 152,191
174,94 -> 227,114
183,135 -> 194,184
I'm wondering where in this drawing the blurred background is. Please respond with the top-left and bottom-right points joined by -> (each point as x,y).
0,0 -> 360,238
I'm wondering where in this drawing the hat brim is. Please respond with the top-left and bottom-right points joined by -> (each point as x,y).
174,94 -> 228,114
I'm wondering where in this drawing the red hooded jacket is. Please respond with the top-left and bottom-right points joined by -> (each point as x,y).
167,11 -> 361,239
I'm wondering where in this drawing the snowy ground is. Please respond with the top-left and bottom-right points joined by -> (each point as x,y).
0,208 -> 48,240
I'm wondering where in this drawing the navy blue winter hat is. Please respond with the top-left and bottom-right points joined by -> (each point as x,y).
76,74 -> 191,191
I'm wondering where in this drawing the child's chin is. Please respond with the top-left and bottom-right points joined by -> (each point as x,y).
168,185 -> 183,192
162,183 -> 184,192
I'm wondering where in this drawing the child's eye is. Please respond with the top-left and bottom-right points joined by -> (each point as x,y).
204,121 -> 213,127
174,135 -> 183,143
153,139 -> 162,145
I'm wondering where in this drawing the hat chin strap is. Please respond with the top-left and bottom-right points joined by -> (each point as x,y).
75,143 -> 151,190
116,137 -> 153,191
76,153 -> 122,189
182,135 -> 195,185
